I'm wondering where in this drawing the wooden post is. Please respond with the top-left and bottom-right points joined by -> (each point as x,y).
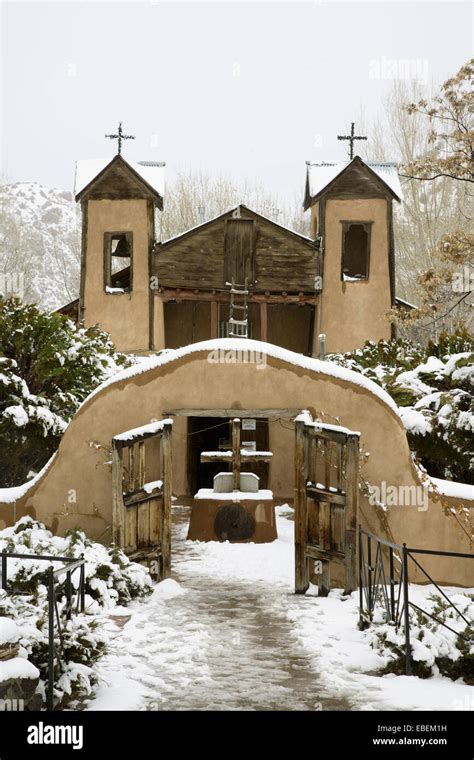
138,441 -> 146,488
343,433 -> 359,594
210,301 -> 218,339
324,439 -> 331,489
319,560 -> 330,596
260,301 -> 268,342
161,421 -> 173,579
336,441 -> 343,492
294,418 -> 308,594
111,439 -> 124,547
232,418 -> 241,490
319,502 -> 331,596
129,445 -> 136,491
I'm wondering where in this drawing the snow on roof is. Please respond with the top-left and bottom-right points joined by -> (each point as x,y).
0,452 -> 57,505
195,488 -> 273,501
428,476 -> 474,502
306,158 -> 403,202
113,418 -> 172,442
1,340 -> 473,509
74,157 -> 165,199
294,411 -> 360,436
85,338 -> 402,416
395,296 -> 418,310
201,450 -> 273,458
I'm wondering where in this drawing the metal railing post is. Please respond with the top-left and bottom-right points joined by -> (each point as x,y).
367,534 -> 372,619
1,552 -> 7,591
80,554 -> 85,612
389,546 -> 395,622
358,525 -> 363,625
65,571 -> 72,620
402,544 -> 412,675
47,566 -> 55,711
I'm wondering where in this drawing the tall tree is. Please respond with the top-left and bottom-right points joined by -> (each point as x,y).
395,59 -> 474,340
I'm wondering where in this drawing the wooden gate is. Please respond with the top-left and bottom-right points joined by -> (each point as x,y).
111,418 -> 172,578
294,412 -> 360,595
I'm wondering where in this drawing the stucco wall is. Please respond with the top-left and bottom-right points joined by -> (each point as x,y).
0,344 -> 471,585
318,198 -> 392,353
83,199 -> 151,352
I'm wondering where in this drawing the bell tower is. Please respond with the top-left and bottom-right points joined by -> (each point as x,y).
304,155 -> 402,354
75,153 -> 164,353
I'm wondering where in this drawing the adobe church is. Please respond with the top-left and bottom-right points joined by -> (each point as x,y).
1,129 -> 471,588
61,136 -> 403,356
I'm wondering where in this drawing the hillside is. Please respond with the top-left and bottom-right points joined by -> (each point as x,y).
0,181 -> 80,311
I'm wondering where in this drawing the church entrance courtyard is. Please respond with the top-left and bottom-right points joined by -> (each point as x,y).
84,506 -> 473,712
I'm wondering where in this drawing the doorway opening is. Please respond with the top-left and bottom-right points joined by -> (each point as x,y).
187,416 -> 269,495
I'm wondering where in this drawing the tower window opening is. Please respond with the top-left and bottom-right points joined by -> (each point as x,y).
341,222 -> 371,281
104,232 -> 133,293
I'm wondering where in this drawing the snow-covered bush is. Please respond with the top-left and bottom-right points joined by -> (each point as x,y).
368,592 -> 474,683
329,330 -> 473,483
0,298 -> 132,486
0,517 -> 153,706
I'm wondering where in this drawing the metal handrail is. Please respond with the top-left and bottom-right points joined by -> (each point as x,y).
359,527 -> 474,558
1,549 -> 86,710
358,526 -> 473,676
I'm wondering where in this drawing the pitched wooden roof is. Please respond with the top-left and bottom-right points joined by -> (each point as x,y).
155,204 -> 320,293
75,155 -> 165,207
304,156 -> 403,209
159,204 -> 317,250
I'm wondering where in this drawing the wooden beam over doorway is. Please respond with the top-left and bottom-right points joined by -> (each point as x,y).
163,408 -> 302,418
158,288 -> 319,305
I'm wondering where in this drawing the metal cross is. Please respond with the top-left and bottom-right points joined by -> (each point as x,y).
105,122 -> 135,155
200,418 -> 272,491
337,122 -> 367,160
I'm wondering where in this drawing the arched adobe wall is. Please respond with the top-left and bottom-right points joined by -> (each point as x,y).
0,340 -> 472,585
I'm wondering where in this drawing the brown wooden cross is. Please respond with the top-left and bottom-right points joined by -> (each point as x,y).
200,417 -> 272,490
105,121 -> 136,155
337,122 -> 367,160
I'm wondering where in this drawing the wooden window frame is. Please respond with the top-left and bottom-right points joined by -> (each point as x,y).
340,221 -> 372,282
103,231 -> 133,293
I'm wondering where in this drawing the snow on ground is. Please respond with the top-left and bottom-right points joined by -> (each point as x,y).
85,506 -> 473,712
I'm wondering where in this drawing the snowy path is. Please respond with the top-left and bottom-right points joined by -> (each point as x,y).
86,507 -> 473,712
88,507 -> 347,711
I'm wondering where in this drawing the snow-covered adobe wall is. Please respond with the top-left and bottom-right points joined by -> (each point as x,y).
0,339 -> 472,585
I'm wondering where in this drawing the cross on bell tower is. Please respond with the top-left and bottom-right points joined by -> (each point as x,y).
337,122 -> 367,160
105,122 -> 135,155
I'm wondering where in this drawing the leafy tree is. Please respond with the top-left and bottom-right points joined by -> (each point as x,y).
393,59 -> 473,340
403,59 -> 473,184
0,298 -> 130,487
329,330 -> 474,484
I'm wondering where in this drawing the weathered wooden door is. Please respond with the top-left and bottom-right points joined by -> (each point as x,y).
294,413 -> 360,595
224,218 -> 256,284
111,419 -> 172,578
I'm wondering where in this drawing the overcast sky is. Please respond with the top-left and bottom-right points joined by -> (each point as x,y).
1,1 -> 472,198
